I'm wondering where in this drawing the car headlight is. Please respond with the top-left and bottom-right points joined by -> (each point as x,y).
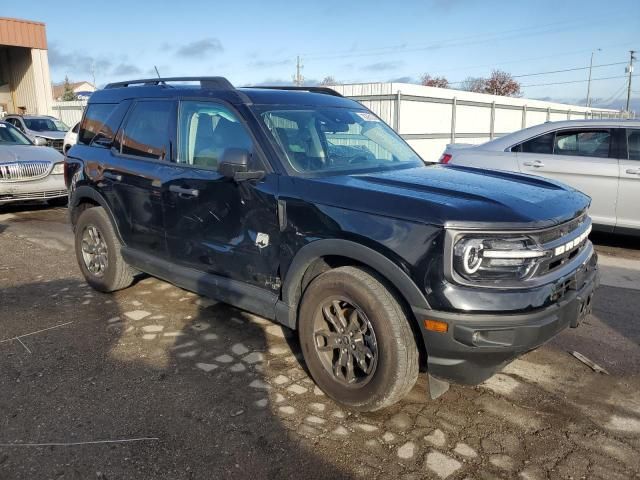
452,235 -> 548,282
51,163 -> 65,174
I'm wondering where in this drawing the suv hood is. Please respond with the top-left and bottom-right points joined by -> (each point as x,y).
0,145 -> 64,164
296,165 -> 590,228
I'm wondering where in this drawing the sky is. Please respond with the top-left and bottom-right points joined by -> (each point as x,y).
4,0 -> 640,109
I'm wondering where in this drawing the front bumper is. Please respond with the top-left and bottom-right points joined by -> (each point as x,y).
0,174 -> 67,204
413,250 -> 599,385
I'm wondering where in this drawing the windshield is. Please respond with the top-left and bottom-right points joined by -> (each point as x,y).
0,123 -> 32,145
258,107 -> 423,174
24,117 -> 68,132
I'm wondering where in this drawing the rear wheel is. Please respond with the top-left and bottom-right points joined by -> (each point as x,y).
74,206 -> 134,292
298,266 -> 419,411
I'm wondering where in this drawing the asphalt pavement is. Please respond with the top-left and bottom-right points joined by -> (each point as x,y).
1,204 -> 639,480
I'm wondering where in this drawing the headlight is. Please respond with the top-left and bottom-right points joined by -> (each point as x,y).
51,163 -> 65,174
452,235 -> 548,282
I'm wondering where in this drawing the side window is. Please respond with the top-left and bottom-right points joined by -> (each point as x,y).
78,103 -> 116,145
554,129 -> 611,158
120,101 -> 174,160
177,101 -> 252,170
627,129 -> 640,161
517,132 -> 554,154
72,122 -> 80,134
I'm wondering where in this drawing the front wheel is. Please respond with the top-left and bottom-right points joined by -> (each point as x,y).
298,266 -> 419,411
74,206 -> 134,292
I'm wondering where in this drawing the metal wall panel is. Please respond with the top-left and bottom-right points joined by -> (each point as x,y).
0,18 -> 47,50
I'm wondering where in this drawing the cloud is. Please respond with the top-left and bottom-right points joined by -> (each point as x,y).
48,42 -> 112,75
248,58 -> 292,69
248,78 -> 320,87
361,61 -> 404,71
389,76 -> 415,83
112,63 -> 142,76
175,38 -> 223,58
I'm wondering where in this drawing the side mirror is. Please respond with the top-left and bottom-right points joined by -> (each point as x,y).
33,137 -> 47,147
219,148 -> 264,181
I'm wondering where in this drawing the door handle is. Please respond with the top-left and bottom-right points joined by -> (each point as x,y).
103,171 -> 122,182
522,160 -> 545,168
169,185 -> 200,198
626,168 -> 640,175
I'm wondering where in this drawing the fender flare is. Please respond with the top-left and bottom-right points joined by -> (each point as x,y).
281,239 -> 430,317
69,186 -> 125,244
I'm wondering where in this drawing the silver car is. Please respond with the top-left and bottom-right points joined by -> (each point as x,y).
3,114 -> 68,153
441,120 -> 640,235
0,122 -> 67,206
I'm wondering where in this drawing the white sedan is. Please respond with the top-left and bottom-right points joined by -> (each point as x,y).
440,119 -> 640,234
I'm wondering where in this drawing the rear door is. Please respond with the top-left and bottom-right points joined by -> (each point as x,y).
107,99 -> 176,255
617,128 -> 640,231
516,128 -> 618,228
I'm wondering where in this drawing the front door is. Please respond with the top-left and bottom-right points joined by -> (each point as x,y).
162,100 -> 281,291
517,128 -> 619,227
617,128 -> 640,231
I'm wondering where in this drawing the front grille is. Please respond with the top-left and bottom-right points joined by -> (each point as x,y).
0,189 -> 67,201
0,161 -> 52,181
533,214 -> 591,277
46,139 -> 64,152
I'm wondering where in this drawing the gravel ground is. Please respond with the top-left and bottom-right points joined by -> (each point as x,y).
0,205 -> 639,480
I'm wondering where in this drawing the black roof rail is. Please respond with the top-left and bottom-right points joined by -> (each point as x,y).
104,76 -> 234,90
248,86 -> 343,97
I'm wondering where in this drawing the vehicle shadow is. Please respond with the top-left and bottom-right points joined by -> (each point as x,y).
0,277 -> 353,479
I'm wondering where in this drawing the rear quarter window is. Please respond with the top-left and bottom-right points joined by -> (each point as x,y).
78,103 -> 117,146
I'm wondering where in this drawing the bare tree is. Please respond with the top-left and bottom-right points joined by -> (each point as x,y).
483,70 -> 521,97
320,76 -> 337,86
420,74 -> 449,88
459,76 -> 486,93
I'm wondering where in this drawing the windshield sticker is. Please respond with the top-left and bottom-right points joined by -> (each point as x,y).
0,124 -> 5,128
355,112 -> 380,122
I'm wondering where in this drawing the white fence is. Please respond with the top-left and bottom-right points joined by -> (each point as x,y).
330,83 -> 629,161
51,100 -> 87,127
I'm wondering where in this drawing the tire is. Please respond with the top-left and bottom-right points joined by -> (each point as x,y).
298,266 -> 419,411
74,206 -> 134,292
47,196 -> 68,207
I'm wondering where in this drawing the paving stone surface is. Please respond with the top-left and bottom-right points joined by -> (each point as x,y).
2,208 -> 640,480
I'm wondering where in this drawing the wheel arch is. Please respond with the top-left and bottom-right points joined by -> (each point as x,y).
69,186 -> 124,244
281,239 -> 431,319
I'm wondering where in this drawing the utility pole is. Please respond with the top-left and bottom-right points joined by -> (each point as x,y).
293,56 -> 304,86
586,48 -> 600,107
626,50 -> 636,113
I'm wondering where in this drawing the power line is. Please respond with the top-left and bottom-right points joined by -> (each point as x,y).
511,61 -> 627,79
447,61 -> 628,85
522,74 -> 638,88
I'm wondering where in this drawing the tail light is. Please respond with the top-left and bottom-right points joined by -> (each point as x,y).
439,153 -> 452,164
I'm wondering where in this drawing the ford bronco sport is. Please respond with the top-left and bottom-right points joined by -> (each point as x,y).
65,77 -> 599,411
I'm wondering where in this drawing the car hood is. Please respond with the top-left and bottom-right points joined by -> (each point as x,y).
0,145 -> 64,164
293,164 -> 590,228
31,130 -> 66,140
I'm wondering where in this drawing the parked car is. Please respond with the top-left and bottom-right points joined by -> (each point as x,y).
65,77 -> 598,411
0,121 -> 67,206
4,114 -> 69,153
440,120 -> 640,235
64,122 -> 80,154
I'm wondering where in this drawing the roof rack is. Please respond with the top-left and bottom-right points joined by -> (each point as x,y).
104,76 -> 234,90
249,86 -> 343,97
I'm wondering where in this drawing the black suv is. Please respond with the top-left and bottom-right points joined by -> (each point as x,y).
65,77 -> 598,411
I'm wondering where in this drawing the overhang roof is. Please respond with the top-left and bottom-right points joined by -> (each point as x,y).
0,17 -> 47,50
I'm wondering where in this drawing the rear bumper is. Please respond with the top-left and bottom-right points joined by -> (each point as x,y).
0,175 -> 67,204
413,252 -> 599,385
